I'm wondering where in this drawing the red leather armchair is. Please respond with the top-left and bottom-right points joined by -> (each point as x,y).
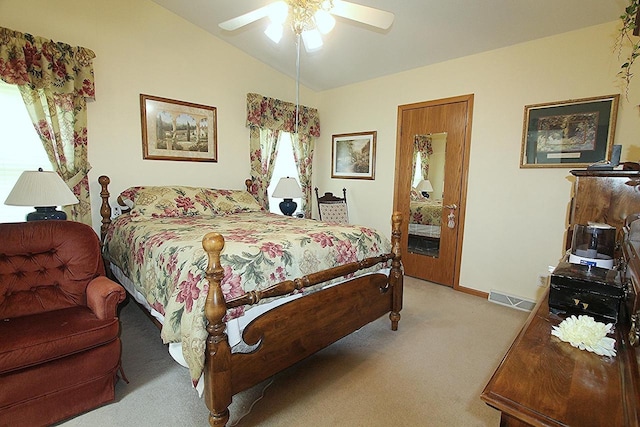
0,220 -> 126,426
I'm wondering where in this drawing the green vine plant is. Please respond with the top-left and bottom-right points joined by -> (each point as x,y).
617,0 -> 640,99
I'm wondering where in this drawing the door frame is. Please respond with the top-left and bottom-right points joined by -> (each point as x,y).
393,94 -> 479,295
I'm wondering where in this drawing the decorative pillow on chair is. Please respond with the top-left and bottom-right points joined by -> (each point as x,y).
319,203 -> 349,224
118,186 -> 213,218
203,189 -> 264,214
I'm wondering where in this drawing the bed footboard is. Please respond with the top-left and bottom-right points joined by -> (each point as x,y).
201,212 -> 403,427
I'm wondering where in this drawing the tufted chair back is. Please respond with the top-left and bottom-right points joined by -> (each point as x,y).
0,220 -> 106,319
314,187 -> 349,224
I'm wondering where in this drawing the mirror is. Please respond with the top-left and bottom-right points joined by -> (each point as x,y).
407,132 -> 447,258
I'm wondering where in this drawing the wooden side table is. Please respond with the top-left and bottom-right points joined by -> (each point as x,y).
481,289 -> 639,426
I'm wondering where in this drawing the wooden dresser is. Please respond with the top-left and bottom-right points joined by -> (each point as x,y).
481,172 -> 640,426
480,287 -> 639,426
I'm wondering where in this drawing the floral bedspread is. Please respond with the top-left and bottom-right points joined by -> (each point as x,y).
410,199 -> 442,226
103,211 -> 391,382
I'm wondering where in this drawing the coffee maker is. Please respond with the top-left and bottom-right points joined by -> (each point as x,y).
568,223 -> 616,270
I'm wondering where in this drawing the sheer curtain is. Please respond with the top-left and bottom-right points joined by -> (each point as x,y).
0,26 -> 96,224
246,93 -> 320,218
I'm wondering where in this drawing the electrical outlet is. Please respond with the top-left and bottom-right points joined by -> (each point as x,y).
111,205 -> 122,219
538,275 -> 549,287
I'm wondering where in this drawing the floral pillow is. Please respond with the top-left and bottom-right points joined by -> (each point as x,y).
203,189 -> 264,214
118,186 -> 214,218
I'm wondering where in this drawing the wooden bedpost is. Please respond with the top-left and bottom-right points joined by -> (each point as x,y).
98,175 -> 112,242
202,232 -> 233,427
389,211 -> 403,331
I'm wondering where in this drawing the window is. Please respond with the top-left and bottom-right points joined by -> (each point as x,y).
0,81 -> 51,222
267,132 -> 302,214
412,152 -> 423,188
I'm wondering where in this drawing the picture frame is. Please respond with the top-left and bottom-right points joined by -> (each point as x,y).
331,131 -> 377,180
140,94 -> 217,162
520,94 -> 619,168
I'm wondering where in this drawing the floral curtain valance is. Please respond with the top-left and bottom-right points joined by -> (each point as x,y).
414,134 -> 433,156
0,26 -> 95,98
246,92 -> 320,138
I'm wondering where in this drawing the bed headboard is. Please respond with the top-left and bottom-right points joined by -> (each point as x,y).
98,176 -> 254,242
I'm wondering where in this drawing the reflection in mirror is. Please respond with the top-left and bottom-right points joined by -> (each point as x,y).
407,132 -> 447,258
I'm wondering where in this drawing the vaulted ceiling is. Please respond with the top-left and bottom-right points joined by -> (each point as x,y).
151,0 -> 626,91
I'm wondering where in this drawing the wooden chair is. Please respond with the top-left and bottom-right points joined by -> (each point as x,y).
315,187 -> 349,223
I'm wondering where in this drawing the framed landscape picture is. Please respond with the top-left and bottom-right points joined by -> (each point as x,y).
520,94 -> 619,168
331,131 -> 377,179
140,94 -> 218,162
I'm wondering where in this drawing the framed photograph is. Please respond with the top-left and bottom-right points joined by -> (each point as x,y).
331,131 -> 377,179
520,94 -> 619,168
140,94 -> 217,162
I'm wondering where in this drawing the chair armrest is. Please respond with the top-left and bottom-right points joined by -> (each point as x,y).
86,276 -> 126,320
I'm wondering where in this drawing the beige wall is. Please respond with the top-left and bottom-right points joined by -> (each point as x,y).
1,0 -> 317,227
3,2 -> 640,301
314,22 -> 640,300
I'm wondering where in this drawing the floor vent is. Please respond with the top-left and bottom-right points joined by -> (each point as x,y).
488,290 -> 535,312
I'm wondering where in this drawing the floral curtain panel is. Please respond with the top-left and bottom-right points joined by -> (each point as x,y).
0,26 -> 95,224
248,127 -> 280,209
246,92 -> 320,217
412,134 -> 433,182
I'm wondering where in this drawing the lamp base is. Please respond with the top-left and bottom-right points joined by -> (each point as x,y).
26,206 -> 67,221
421,192 -> 430,198
279,199 -> 297,216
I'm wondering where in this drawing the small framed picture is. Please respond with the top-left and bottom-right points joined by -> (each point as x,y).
331,131 -> 377,180
140,94 -> 217,162
520,94 -> 619,168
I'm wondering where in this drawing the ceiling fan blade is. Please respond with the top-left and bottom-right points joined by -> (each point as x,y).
218,4 -> 273,31
330,0 -> 394,30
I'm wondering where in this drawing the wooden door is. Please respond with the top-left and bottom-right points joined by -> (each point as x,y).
393,95 -> 473,287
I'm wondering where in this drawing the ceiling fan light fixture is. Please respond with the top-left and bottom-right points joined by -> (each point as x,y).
314,9 -> 335,34
267,1 -> 289,24
265,22 -> 284,43
301,28 -> 323,51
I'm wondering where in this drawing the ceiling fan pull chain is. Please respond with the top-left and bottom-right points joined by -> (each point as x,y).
295,32 -> 300,135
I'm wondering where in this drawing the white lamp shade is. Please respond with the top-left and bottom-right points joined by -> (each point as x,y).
301,29 -> 323,51
416,179 -> 434,193
272,177 -> 303,199
5,169 -> 79,207
266,1 -> 288,24
264,22 -> 284,43
314,9 -> 336,34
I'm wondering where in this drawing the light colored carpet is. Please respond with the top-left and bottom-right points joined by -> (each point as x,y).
59,277 -> 528,426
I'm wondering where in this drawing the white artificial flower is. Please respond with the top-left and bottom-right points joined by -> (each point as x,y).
551,315 -> 616,357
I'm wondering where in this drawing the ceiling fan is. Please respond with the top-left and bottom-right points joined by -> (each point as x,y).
219,1 -> 394,133
219,0 -> 394,51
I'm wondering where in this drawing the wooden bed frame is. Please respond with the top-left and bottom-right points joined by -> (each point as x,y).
98,175 -> 404,426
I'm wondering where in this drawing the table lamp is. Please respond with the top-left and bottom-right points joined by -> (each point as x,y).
416,179 -> 434,198
4,168 -> 79,221
272,177 -> 303,216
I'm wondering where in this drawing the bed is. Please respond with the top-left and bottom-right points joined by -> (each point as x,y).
97,176 -> 403,427
409,195 -> 442,239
